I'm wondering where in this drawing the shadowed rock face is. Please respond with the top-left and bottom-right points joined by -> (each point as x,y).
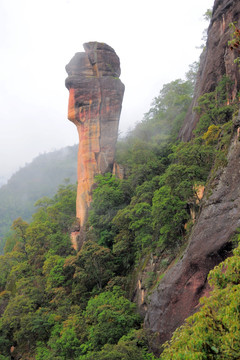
65,42 -> 124,243
145,132 -> 240,354
145,0 -> 240,353
179,0 -> 240,141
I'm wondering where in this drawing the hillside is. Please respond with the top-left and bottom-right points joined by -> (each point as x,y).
145,0 -> 240,349
0,64 -> 239,358
0,58 -> 198,358
0,145 -> 77,253
0,0 -> 240,358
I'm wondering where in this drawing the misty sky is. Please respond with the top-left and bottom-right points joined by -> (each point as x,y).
0,0 -> 213,181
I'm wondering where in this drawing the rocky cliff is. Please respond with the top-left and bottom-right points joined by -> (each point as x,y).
65,42 -> 125,248
145,133 -> 240,351
179,0 -> 240,141
145,0 -> 240,352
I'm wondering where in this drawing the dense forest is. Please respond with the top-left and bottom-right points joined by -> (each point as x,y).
0,145 -> 78,254
0,45 -> 240,359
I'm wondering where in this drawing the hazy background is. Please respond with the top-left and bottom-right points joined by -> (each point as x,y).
0,0 -> 213,182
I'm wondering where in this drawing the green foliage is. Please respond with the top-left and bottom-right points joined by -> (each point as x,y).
228,22 -> 240,65
0,183 -> 78,356
198,8 -> 212,49
112,200 -> 153,265
202,124 -> 221,145
0,68 -> 238,360
194,76 -> 237,136
91,77 -> 235,266
72,241 -> 115,293
203,8 -> 212,21
118,140 -> 166,189
83,287 -> 141,351
26,183 -> 76,263
208,243 -> 240,289
3,217 -> 29,254
170,141 -> 214,170
161,241 -> 240,359
111,176 -> 163,268
0,145 -> 78,253
43,254 -> 66,293
116,73 -> 195,191
142,79 -> 194,141
89,173 -> 128,247
152,185 -> 188,248
77,329 -> 158,360
36,312 -> 86,359
0,251 -> 25,291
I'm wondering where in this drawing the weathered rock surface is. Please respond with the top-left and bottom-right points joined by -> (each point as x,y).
65,42 -> 124,245
145,132 -> 240,353
145,0 -> 240,352
179,0 -> 240,141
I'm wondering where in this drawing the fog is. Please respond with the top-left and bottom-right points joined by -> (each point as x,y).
0,0 -> 213,181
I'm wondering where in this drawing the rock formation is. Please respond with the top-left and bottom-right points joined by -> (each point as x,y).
179,0 -> 240,141
145,0 -> 240,352
145,135 -> 240,351
65,43 -> 125,247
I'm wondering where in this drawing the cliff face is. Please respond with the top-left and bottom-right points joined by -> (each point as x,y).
145,135 -> 240,350
145,0 -> 240,351
179,0 -> 240,141
65,42 -> 124,247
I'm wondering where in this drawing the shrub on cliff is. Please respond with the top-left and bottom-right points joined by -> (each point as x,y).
194,76 -> 237,136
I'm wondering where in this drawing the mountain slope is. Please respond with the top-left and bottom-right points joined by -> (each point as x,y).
145,130 -> 240,349
145,0 -> 240,352
0,145 -> 77,252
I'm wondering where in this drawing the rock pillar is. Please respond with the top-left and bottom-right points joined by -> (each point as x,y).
65,42 -> 125,248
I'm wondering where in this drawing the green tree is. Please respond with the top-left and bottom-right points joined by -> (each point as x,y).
138,78 -> 194,142
0,251 -> 25,291
72,241 -> 115,295
89,174 -> 127,248
83,287 -> 141,351
152,185 -> 188,248
43,254 -> 66,294
36,312 -> 86,360
4,217 -> 29,254
228,23 -> 240,65
194,76 -> 236,136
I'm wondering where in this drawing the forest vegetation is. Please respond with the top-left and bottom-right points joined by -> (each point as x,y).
0,145 -> 78,254
0,50 -> 240,358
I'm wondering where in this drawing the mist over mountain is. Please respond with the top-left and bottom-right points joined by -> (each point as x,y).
0,177 -> 7,188
0,0 -> 240,358
0,145 -> 77,252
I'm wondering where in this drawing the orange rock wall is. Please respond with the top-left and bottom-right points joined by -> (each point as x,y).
65,43 -> 125,230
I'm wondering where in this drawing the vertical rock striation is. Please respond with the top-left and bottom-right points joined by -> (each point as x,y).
179,0 -> 240,141
145,136 -> 240,351
145,0 -> 240,352
65,43 -> 124,247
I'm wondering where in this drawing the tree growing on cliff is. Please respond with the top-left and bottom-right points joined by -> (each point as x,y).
229,22 -> 240,65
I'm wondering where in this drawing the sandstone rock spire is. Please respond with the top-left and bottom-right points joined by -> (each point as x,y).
65,42 -> 125,248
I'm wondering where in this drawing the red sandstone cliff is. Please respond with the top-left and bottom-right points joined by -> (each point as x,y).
65,43 -> 124,248
145,0 -> 240,352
